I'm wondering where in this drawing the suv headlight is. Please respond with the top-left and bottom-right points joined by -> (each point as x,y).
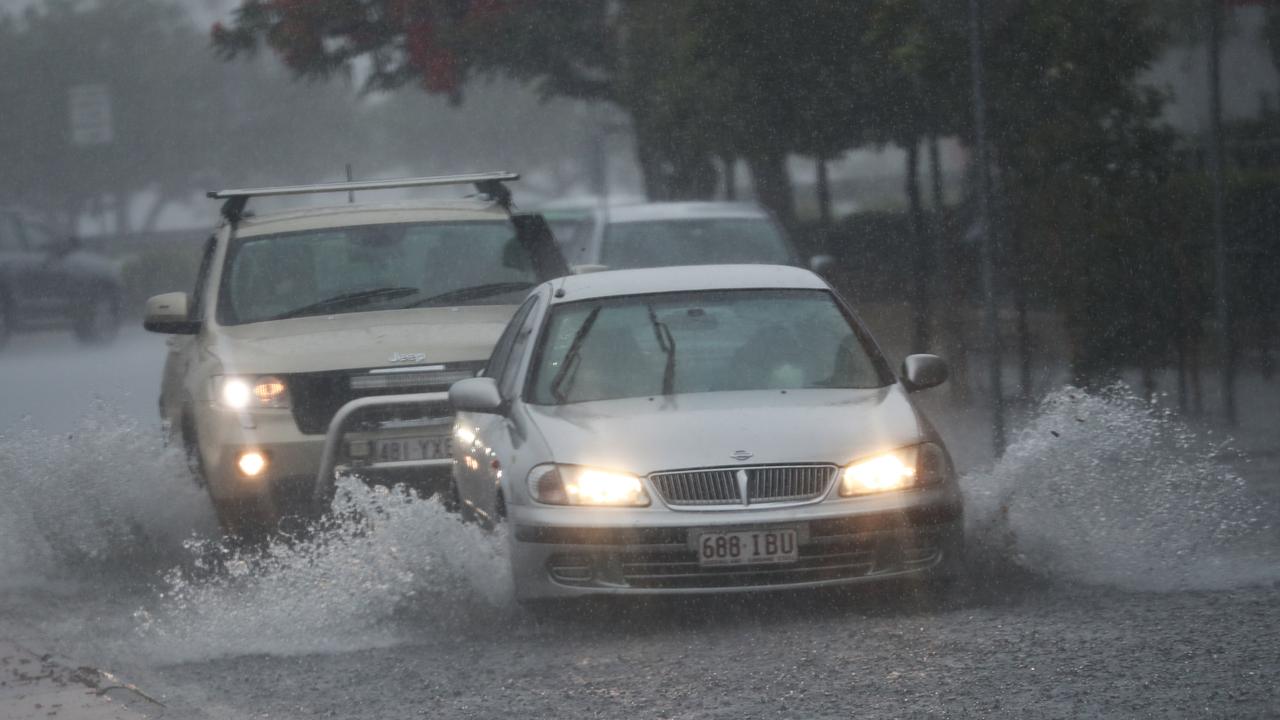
213,375 -> 290,409
838,443 -> 948,496
527,464 -> 650,507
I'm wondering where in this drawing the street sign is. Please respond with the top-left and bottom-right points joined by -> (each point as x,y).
68,83 -> 113,146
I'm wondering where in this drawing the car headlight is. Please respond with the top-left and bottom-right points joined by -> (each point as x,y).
839,443 -> 948,496
213,375 -> 290,409
527,464 -> 650,507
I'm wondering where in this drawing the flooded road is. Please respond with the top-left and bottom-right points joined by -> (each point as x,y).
1,331 -> 1277,718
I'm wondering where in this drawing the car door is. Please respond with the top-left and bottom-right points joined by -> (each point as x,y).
0,212 -> 50,318
160,235 -> 216,435
456,291 -> 544,521
14,219 -> 74,321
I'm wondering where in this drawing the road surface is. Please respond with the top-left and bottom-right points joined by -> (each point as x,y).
1,329 -> 1276,718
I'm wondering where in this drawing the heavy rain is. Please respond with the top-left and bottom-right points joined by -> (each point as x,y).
0,1 -> 1277,718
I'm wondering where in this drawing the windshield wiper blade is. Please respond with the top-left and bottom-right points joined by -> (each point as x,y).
549,306 -> 602,403
267,286 -> 420,320
645,304 -> 677,395
405,281 -> 535,308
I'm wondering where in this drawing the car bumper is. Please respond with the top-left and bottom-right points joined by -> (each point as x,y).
199,406 -> 452,506
507,485 -> 964,599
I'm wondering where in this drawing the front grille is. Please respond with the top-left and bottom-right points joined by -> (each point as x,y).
650,465 -> 837,507
287,362 -> 483,435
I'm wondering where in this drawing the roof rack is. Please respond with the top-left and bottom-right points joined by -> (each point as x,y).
208,171 -> 520,222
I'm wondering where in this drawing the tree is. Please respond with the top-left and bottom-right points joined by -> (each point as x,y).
212,0 -> 881,224
865,0 -> 970,352
982,0 -> 1178,385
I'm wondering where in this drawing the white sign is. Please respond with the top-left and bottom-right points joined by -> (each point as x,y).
68,83 -> 113,146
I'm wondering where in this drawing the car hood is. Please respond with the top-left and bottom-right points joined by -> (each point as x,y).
525,387 -> 923,475
206,305 -> 516,374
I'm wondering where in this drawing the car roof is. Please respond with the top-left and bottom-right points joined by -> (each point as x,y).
603,201 -> 772,224
233,199 -> 509,238
548,264 -> 826,304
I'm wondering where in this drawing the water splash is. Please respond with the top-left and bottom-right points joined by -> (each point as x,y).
963,386 -> 1277,591
0,402 -> 215,587
135,479 -> 512,661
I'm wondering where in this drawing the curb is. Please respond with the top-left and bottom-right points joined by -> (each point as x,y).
0,640 -> 161,719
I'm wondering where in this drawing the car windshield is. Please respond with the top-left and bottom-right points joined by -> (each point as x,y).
600,218 -> 794,269
529,289 -> 887,405
219,220 -> 539,324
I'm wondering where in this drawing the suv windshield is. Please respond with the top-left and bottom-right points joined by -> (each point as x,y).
529,289 -> 888,405
601,218 -> 794,269
219,220 -> 539,324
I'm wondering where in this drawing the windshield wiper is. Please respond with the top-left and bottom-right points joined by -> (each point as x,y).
549,306 -> 602,403
405,281 -> 535,308
267,286 -> 420,320
645,304 -> 677,395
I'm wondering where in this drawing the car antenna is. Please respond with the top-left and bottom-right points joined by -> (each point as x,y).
345,163 -> 355,204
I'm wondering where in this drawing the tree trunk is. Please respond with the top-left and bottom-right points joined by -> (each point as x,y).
906,140 -> 930,352
746,150 -> 795,229
816,153 -> 832,230
930,134 -> 968,401
721,154 -> 737,201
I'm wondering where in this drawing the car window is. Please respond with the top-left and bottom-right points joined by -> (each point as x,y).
218,220 -> 541,325
528,289 -> 888,405
499,295 -> 543,397
484,293 -> 540,385
600,218 -> 795,269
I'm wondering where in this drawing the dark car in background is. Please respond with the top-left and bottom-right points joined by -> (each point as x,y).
0,208 -> 123,349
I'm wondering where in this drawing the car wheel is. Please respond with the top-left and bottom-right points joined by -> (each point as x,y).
181,417 -> 207,488
211,497 -> 274,543
74,288 -> 120,345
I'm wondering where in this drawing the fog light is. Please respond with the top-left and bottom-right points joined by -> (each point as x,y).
237,451 -> 267,478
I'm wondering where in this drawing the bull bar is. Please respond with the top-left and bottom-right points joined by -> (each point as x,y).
313,391 -> 454,504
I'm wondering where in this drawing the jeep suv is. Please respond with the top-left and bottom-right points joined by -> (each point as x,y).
143,173 -> 566,534
0,208 -> 123,349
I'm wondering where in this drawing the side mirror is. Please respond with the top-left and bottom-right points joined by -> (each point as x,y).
901,354 -> 948,392
808,254 -> 835,276
143,292 -> 200,334
449,376 -> 505,414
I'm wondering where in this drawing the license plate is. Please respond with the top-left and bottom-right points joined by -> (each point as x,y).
697,528 -> 798,566
369,435 -> 452,463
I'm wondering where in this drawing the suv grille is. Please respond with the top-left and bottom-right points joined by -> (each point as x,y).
287,362 -> 483,435
650,465 -> 836,507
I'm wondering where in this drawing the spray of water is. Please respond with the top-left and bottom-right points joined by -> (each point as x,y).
134,479 -> 513,662
0,402 -> 215,588
962,385 -> 1276,591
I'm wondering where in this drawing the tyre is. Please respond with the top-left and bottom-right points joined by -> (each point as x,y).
211,497 -> 274,543
74,288 -> 120,345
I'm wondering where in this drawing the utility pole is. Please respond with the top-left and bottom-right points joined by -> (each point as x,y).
969,0 -> 1005,454
1206,0 -> 1235,425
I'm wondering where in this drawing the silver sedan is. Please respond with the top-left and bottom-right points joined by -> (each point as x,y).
448,264 -> 964,601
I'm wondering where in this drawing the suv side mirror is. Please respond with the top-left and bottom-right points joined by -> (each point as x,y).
808,254 -> 835,276
144,292 -> 200,334
450,377 -> 505,414
901,354 -> 948,392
